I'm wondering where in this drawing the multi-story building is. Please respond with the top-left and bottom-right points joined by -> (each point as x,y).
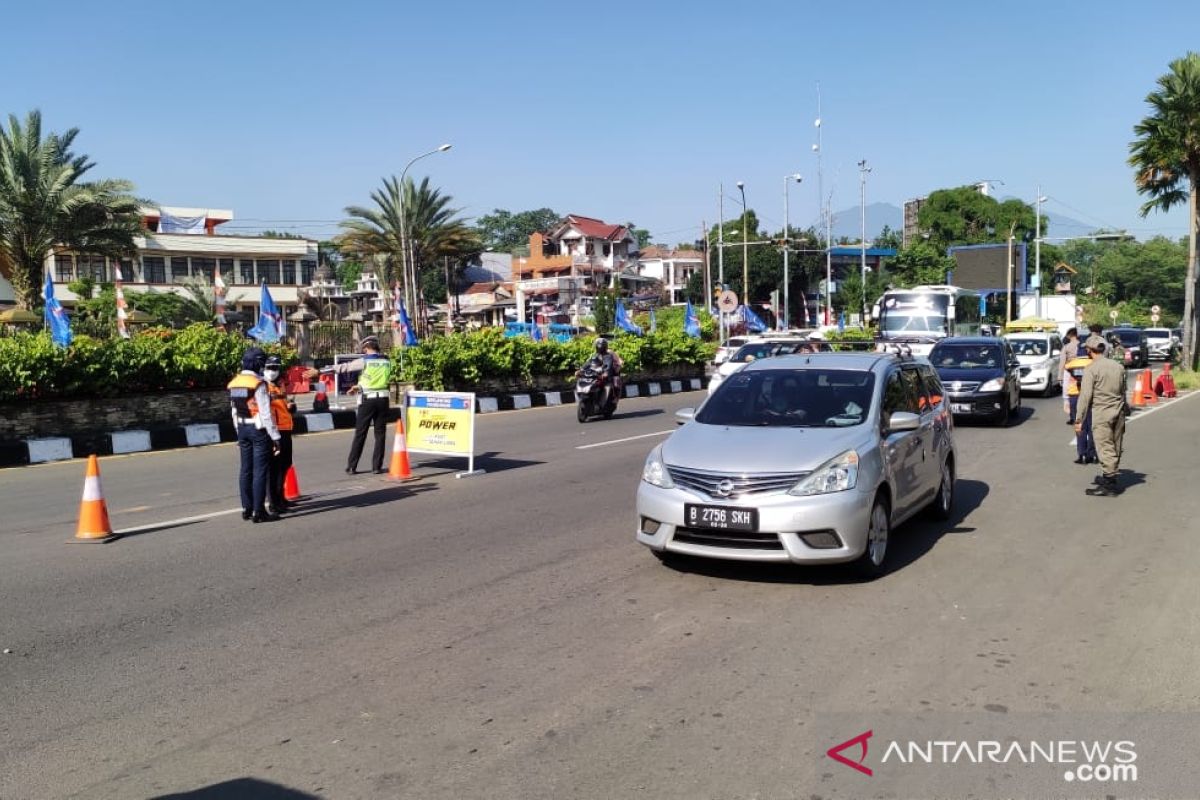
637,245 -> 703,305
45,205 -> 319,323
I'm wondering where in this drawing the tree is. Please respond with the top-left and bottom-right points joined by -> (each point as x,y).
0,110 -> 144,309
625,223 -> 652,250
260,230 -> 304,239
1130,51 -> 1200,367
885,241 -> 955,287
917,186 -> 1036,250
592,288 -> 616,335
873,224 -> 902,250
475,208 -> 560,251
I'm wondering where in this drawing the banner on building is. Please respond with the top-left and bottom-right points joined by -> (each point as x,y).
405,391 -> 483,477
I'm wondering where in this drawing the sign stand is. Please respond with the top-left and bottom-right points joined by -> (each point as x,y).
404,391 -> 485,479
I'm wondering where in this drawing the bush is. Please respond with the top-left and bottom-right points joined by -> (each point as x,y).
394,328 -> 715,391
0,324 -> 295,403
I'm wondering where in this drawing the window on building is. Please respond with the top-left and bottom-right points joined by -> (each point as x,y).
218,258 -> 235,282
114,259 -> 135,282
55,254 -> 75,282
143,257 -> 166,283
258,259 -> 281,284
73,255 -> 107,283
237,258 -> 254,285
191,257 -> 216,282
281,259 -> 296,284
170,257 -> 190,284
300,260 -> 316,285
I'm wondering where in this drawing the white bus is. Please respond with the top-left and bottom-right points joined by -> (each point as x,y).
874,285 -> 982,355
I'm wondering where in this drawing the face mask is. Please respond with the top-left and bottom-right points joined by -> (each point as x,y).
264,369 -> 280,381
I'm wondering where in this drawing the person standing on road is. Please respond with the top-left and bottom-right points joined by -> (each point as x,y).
264,355 -> 296,514
229,346 -> 281,522
306,336 -> 393,474
1076,335 -> 1128,496
1064,344 -> 1098,464
1060,327 -> 1079,420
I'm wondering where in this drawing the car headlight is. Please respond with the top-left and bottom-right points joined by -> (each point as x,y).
979,377 -> 1005,392
788,450 -> 859,496
642,445 -> 675,489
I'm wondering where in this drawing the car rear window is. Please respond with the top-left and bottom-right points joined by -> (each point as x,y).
1110,330 -> 1142,346
1009,339 -> 1048,356
698,368 -> 875,428
931,344 -> 1003,368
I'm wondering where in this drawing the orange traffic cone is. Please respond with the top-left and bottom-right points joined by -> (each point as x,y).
1141,368 -> 1158,405
283,465 -> 301,501
1129,371 -> 1146,407
75,455 -> 114,542
387,419 -> 415,481
1157,362 -> 1178,398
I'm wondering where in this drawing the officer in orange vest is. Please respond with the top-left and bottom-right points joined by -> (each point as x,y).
264,355 -> 296,514
228,347 -> 281,523
1064,344 -> 1097,465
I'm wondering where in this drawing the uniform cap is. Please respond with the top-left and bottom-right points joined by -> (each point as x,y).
360,336 -> 380,350
242,347 -> 267,371
1084,335 -> 1107,352
264,355 -> 283,368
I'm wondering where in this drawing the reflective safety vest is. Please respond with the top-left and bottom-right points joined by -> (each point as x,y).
228,373 -> 263,417
1064,355 -> 1092,397
358,354 -> 392,392
268,383 -> 294,431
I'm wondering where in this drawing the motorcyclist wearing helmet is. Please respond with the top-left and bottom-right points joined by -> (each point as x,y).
585,337 -> 623,407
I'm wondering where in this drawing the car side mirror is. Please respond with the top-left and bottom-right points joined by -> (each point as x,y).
675,408 -> 695,425
887,411 -> 920,433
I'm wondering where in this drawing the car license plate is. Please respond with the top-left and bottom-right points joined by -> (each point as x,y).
952,403 -> 971,413
684,504 -> 758,532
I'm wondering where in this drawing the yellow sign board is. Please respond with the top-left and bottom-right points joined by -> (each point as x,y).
404,391 -> 484,477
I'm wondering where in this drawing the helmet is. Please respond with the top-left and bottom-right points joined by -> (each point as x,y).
360,335 -> 380,351
594,338 -> 609,354
264,355 -> 283,368
241,347 -> 267,373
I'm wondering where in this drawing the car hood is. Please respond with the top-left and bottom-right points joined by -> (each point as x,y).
1015,353 -> 1051,366
935,366 -> 1006,383
663,421 -> 871,473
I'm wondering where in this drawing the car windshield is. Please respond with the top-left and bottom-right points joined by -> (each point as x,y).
932,344 -> 1003,369
880,313 -> 948,334
697,368 -> 875,428
1009,339 -> 1048,357
731,343 -> 779,362
1144,328 -> 1171,340
1108,329 -> 1141,346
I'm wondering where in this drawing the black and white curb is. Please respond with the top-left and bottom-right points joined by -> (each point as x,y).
1,376 -> 705,466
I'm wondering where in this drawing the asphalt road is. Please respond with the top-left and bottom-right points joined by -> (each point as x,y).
2,384 -> 1199,799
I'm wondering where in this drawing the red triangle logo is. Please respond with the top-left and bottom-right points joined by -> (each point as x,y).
826,730 -> 873,776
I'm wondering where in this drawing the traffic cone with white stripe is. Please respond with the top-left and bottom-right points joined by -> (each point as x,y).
75,455 -> 114,542
387,419 -> 415,481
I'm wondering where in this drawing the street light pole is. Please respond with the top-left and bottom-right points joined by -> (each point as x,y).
398,143 -> 452,335
858,159 -> 871,322
1034,186 -> 1047,319
737,181 -> 749,308
718,183 -> 725,344
783,173 -> 802,329
1006,221 -> 1017,325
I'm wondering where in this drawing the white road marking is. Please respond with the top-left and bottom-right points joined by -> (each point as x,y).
575,430 -> 674,450
110,486 -> 359,535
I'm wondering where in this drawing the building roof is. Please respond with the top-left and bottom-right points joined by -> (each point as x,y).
557,214 -> 631,242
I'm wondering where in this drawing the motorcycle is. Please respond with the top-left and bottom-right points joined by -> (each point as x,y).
575,361 -> 619,422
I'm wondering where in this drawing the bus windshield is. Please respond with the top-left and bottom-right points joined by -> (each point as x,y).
878,292 -> 951,336
880,313 -> 948,334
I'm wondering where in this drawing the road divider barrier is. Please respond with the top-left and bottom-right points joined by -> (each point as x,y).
74,455 -> 114,542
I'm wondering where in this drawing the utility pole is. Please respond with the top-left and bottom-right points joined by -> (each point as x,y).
858,159 -> 871,323
1034,185 -> 1047,319
738,181 -> 749,308
718,183 -> 726,344
702,220 -> 711,313
1006,221 -> 1017,325
783,174 -> 802,330
814,84 -> 832,325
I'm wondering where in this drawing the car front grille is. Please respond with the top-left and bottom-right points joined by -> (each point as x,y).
1019,367 -> 1032,377
673,526 -> 784,550
667,466 -> 809,499
944,381 -> 981,393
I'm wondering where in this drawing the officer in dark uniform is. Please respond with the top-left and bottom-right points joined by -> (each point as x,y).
228,347 -> 281,522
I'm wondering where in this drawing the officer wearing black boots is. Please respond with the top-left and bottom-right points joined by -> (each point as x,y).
228,346 -> 281,522
306,336 -> 393,474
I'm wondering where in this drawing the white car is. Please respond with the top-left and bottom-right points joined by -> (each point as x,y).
708,339 -> 823,395
713,336 -> 754,366
1004,332 -> 1064,396
1144,327 -> 1178,361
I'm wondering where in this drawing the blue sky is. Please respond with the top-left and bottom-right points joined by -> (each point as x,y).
5,0 -> 1197,245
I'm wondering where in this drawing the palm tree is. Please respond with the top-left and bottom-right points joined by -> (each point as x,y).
1130,52 -> 1200,368
339,176 -> 479,332
0,110 -> 144,309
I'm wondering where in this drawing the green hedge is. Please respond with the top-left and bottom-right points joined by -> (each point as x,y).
394,327 -> 715,391
0,324 -> 295,403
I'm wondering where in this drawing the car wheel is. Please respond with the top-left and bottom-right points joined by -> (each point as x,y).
1010,391 -> 1021,416
853,496 -> 891,579
929,457 -> 955,520
993,398 -> 1010,427
1043,378 -> 1058,398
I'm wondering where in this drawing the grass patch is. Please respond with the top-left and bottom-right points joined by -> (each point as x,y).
1171,367 -> 1200,391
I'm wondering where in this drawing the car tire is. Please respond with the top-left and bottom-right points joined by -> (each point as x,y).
853,496 -> 891,579
928,457 -> 955,520
993,398 -> 1010,427
1043,378 -> 1057,398
1010,392 -> 1021,416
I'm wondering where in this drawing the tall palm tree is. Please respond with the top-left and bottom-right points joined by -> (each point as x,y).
339,176 -> 479,332
0,110 -> 144,309
1130,52 -> 1200,368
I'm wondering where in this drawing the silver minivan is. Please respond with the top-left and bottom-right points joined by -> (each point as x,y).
637,352 -> 956,578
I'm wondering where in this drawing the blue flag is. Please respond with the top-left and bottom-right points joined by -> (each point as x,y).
684,301 -> 701,338
43,272 -> 72,348
248,282 -> 285,343
740,304 -> 768,333
649,306 -> 657,334
397,300 -> 418,346
531,322 -> 543,342
614,299 -> 643,335
837,311 -> 846,334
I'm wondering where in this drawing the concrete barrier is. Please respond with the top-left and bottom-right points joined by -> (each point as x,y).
512,394 -> 532,410
110,430 -> 152,454
305,413 -> 335,432
624,385 -> 640,398
27,437 -> 73,464
184,424 -> 221,447
478,397 -> 500,414
669,380 -> 683,393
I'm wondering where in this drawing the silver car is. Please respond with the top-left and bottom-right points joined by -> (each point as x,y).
637,352 -> 956,577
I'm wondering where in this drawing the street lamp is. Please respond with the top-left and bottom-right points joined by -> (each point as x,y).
737,181 -> 749,307
1034,186 -> 1047,318
398,143 -> 452,333
782,173 -> 803,329
858,159 -> 872,321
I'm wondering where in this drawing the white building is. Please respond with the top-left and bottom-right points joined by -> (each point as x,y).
637,245 -> 703,305
44,205 -> 319,322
